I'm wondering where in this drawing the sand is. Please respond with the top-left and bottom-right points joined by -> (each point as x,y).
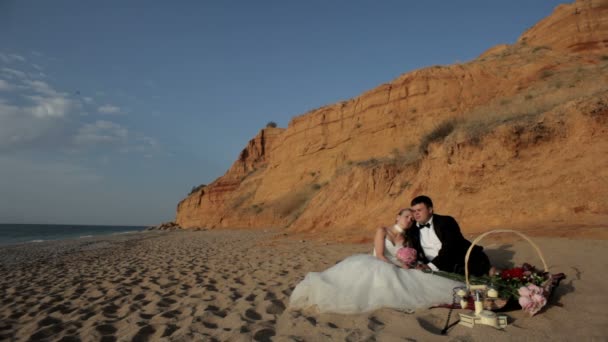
0,229 -> 606,341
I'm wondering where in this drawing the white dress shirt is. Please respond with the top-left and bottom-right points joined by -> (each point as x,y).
418,216 -> 442,271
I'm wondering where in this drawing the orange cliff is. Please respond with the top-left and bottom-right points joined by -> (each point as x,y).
176,0 -> 608,240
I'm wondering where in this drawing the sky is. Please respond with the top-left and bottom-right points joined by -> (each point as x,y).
0,0 -> 565,226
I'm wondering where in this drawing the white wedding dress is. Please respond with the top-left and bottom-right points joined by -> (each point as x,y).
289,238 -> 464,314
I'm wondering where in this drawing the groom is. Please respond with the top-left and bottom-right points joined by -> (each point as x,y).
407,195 -> 491,277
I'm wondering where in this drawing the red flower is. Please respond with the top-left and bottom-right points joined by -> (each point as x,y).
501,267 -> 525,280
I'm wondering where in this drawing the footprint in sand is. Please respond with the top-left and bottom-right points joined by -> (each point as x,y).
204,305 -> 227,318
156,297 -> 177,308
230,292 -> 242,301
265,300 -> 285,315
253,328 -> 275,342
139,313 -> 155,320
203,284 -> 218,292
244,308 -> 262,321
161,324 -> 178,338
95,323 -> 117,335
28,324 -> 65,341
78,308 -> 96,321
102,304 -> 120,318
367,316 -> 385,332
132,325 -> 156,342
133,294 -> 146,301
161,309 -> 181,319
37,316 -> 62,327
202,321 -> 218,329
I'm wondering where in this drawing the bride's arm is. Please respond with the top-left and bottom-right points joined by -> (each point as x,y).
373,227 -> 391,263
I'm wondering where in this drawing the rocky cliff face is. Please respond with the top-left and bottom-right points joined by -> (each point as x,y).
176,0 -> 608,240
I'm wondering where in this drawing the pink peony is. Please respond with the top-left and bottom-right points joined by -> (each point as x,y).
518,284 -> 548,316
518,295 -> 532,309
396,247 -> 417,267
528,284 -> 543,295
518,286 -> 531,297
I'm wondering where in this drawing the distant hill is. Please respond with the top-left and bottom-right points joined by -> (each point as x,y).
176,0 -> 608,241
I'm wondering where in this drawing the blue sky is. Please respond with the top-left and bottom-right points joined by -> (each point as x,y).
0,1 -> 564,226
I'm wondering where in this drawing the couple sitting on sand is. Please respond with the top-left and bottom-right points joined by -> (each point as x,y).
289,195 -> 491,314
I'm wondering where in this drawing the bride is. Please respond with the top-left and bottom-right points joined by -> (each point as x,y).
289,208 -> 464,314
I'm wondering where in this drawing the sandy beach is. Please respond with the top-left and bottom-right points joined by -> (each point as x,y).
0,229 -> 606,341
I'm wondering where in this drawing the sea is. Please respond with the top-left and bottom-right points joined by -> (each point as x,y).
0,223 -> 148,246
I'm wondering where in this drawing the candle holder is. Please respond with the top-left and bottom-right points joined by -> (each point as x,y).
457,284 -> 508,329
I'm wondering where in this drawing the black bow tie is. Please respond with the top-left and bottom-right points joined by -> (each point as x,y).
418,223 -> 431,229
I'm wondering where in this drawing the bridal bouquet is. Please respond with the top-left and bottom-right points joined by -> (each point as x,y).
396,247 -> 417,269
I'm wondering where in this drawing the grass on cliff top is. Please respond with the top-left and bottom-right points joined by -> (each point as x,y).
347,59 -> 608,170
423,58 -> 607,148
419,119 -> 458,154
273,183 -> 323,222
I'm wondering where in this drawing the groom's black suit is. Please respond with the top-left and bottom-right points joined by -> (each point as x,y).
407,214 -> 490,277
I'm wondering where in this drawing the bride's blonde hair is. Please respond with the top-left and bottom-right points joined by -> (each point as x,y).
395,208 -> 413,246
395,208 -> 412,223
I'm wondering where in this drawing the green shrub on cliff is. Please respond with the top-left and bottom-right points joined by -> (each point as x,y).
189,184 -> 206,195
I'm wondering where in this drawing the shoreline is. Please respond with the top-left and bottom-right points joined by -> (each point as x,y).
0,224 -> 148,249
1,229 -> 606,341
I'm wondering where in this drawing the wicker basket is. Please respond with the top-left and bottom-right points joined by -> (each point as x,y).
464,229 -> 549,311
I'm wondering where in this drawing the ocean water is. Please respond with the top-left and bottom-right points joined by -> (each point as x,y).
0,223 -> 147,246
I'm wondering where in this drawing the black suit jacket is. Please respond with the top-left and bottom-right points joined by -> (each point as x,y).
406,214 -> 489,276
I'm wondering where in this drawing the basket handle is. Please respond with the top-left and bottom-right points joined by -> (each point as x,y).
464,229 -> 548,288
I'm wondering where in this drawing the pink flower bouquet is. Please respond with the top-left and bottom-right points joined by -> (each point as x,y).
396,247 -> 417,269
518,284 -> 548,316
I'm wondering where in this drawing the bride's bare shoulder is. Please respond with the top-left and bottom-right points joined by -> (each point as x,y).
375,226 -> 388,235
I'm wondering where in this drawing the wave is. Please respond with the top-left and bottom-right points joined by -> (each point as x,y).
111,231 -> 138,235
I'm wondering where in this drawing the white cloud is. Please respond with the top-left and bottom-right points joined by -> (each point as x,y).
139,136 -> 158,147
0,75 -> 76,148
0,79 -> 13,91
98,104 -> 121,114
25,95 -> 73,118
74,120 -> 128,145
23,79 -> 59,96
119,134 -> 159,155
0,57 -> 157,158
0,101 -> 66,149
10,54 -> 25,62
0,53 -> 26,63
1,67 -> 26,79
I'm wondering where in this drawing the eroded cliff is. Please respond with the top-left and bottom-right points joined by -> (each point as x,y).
177,0 -> 608,240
